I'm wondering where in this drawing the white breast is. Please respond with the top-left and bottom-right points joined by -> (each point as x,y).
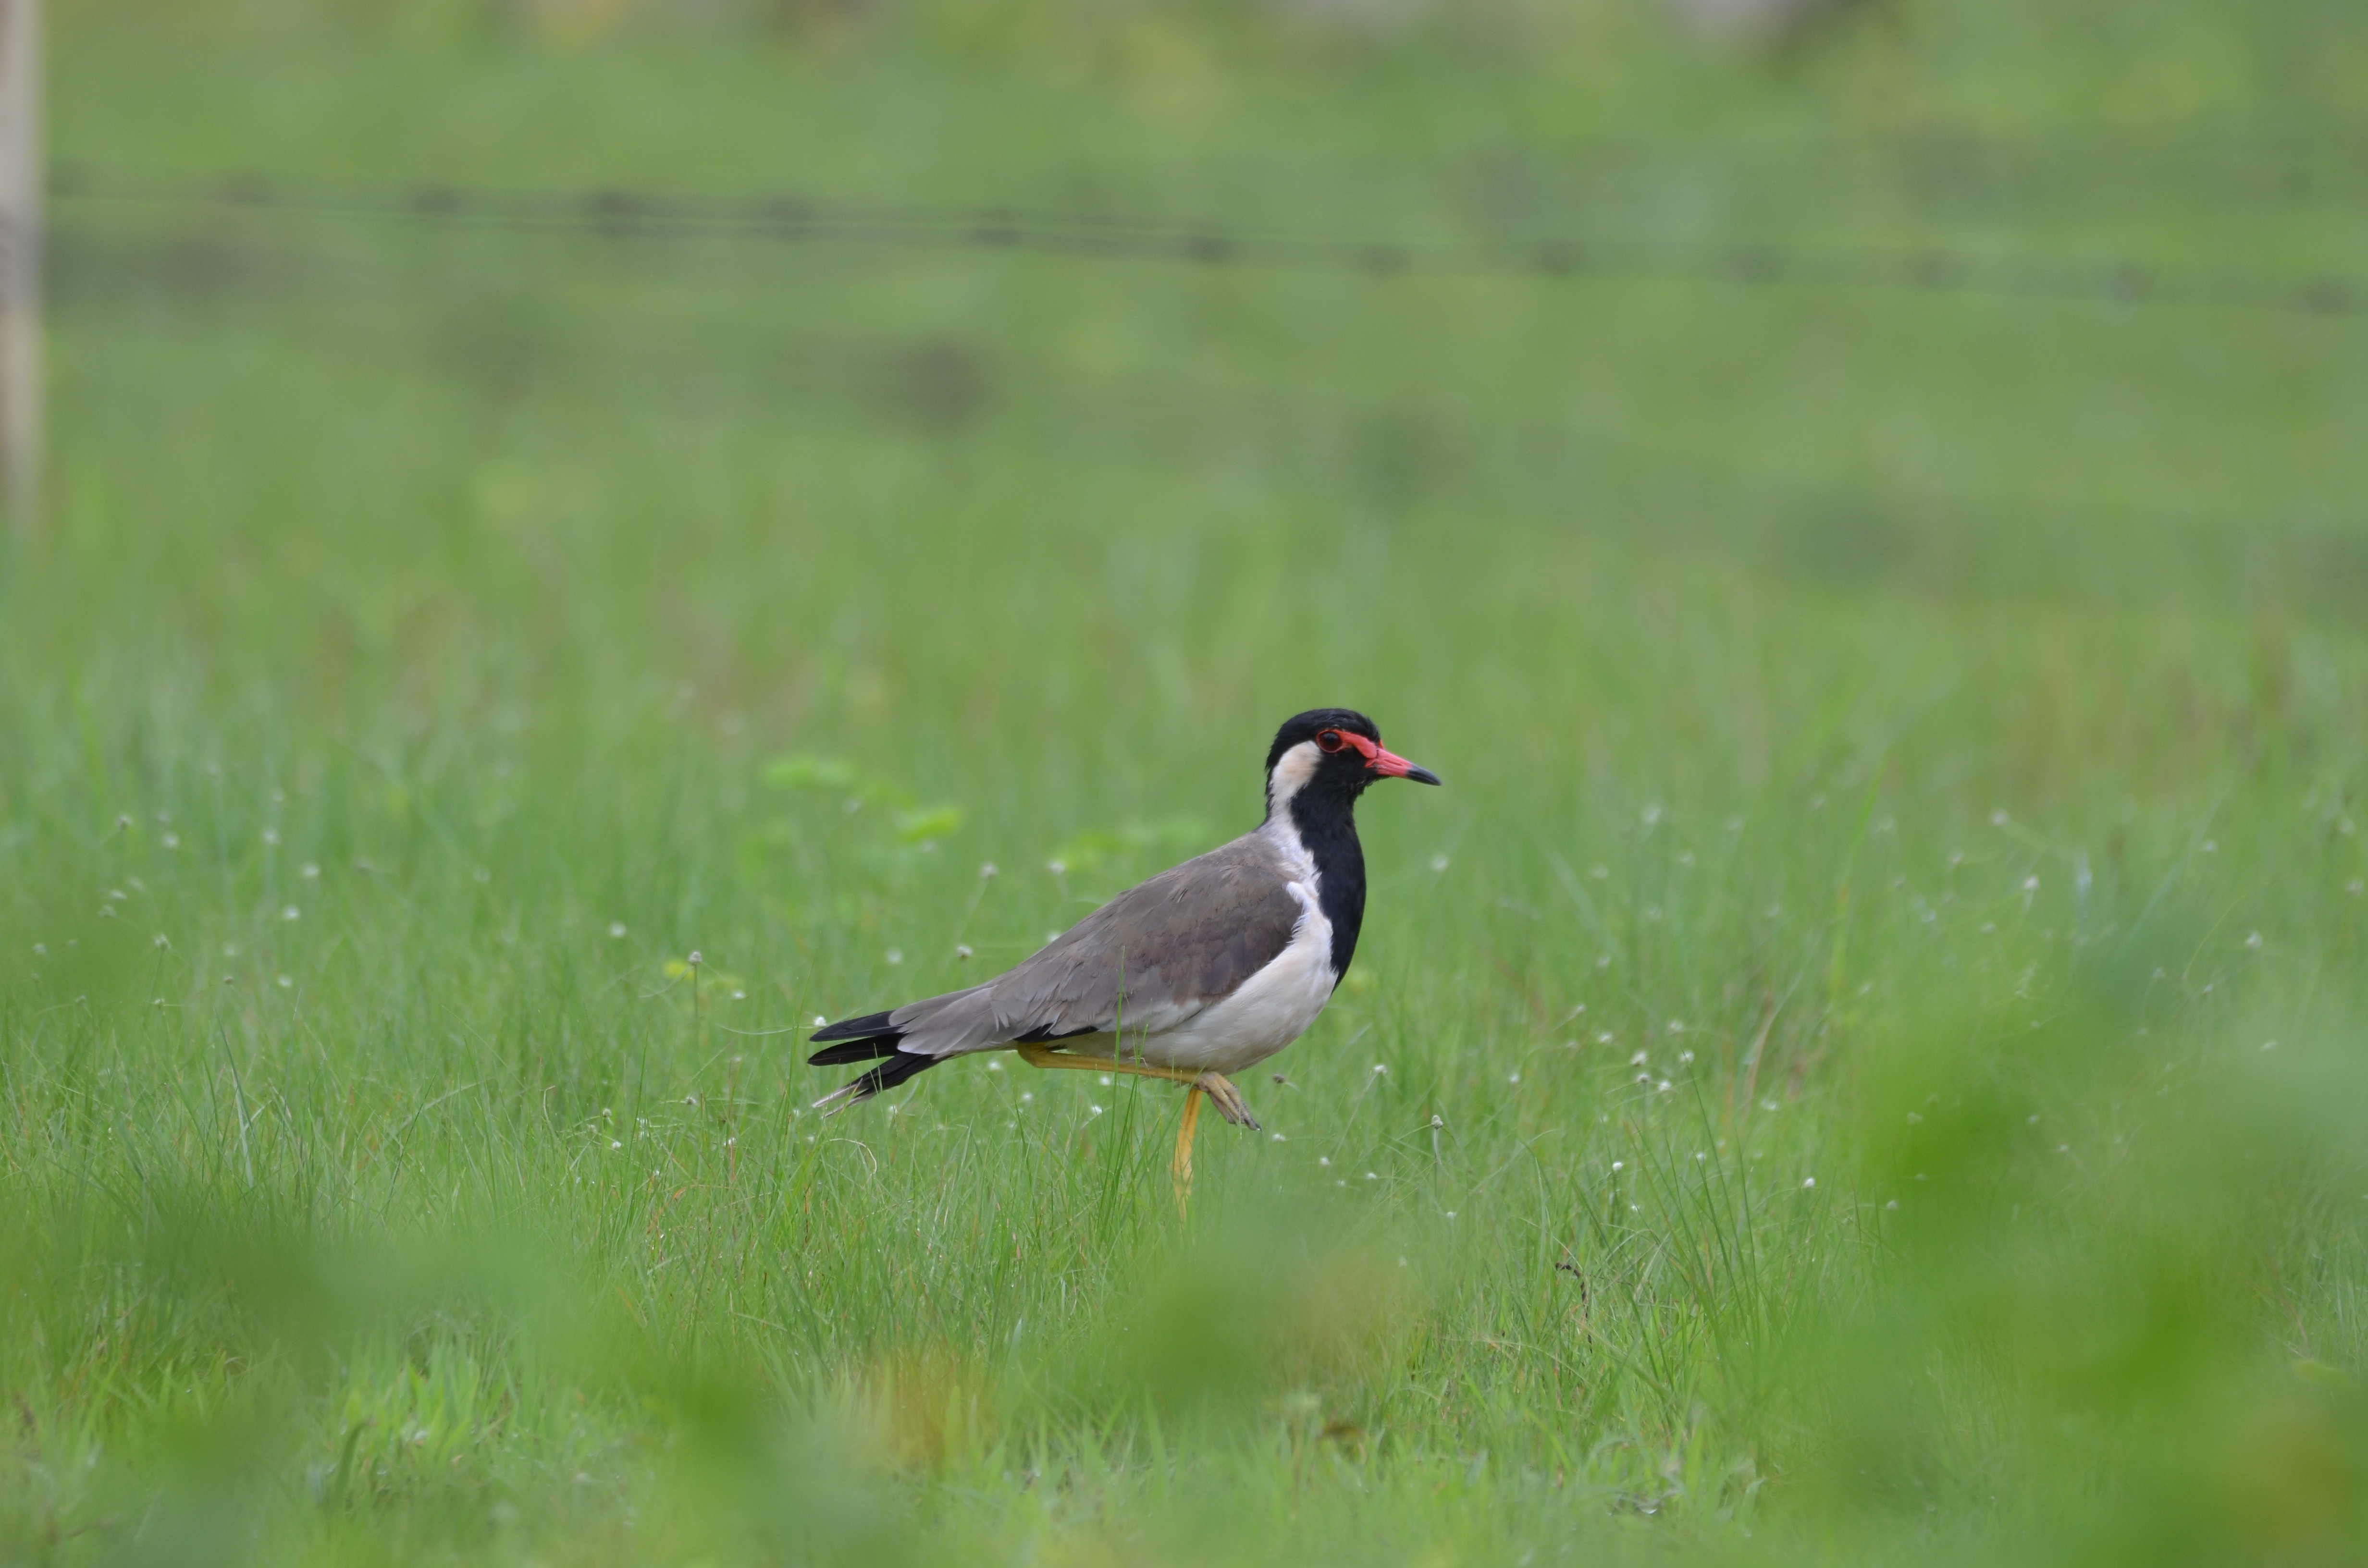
1131,824 -> 1335,1075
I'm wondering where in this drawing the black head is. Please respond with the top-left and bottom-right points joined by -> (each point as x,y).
1263,708 -> 1442,820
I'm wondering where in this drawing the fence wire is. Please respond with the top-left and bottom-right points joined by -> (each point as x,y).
52,161 -> 2368,319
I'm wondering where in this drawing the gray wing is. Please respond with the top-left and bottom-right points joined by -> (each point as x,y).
886,833 -> 1306,1059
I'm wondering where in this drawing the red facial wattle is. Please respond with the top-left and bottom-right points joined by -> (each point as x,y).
1324,728 -> 1443,786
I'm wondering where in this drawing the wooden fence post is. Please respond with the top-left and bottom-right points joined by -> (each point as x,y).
0,0 -> 39,532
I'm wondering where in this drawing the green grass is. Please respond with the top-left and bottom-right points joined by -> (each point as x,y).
9,1 -> 2368,1562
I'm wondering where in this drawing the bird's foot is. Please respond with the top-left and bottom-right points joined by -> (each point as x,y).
1194,1073 -> 1260,1131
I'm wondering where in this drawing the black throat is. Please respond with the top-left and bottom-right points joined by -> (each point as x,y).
1282,785 -> 1368,983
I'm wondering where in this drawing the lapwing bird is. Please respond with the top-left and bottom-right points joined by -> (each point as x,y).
808,709 -> 1441,1188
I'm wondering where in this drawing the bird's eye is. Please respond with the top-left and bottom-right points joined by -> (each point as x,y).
1317,730 -> 1346,753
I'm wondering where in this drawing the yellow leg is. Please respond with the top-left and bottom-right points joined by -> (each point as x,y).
1017,1044 -> 1197,1086
1013,1046 -> 1262,1129
1172,1087 -> 1203,1214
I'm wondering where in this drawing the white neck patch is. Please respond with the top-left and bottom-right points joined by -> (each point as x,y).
1265,740 -> 1322,823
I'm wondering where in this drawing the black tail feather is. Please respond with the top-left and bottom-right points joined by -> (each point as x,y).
848,1051 -> 940,1099
809,1007 -> 942,1110
812,1046 -> 942,1113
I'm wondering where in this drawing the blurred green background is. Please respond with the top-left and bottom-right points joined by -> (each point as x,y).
6,0 -> 2368,1562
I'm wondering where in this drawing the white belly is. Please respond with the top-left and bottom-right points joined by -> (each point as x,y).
1072,882 -> 1336,1076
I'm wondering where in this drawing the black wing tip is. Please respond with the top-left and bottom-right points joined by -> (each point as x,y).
808,1036 -> 904,1066
809,1008 -> 899,1044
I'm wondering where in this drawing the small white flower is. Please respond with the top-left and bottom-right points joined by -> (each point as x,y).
2245,931 -> 2263,950
1990,809 -> 2009,827
160,832 -> 180,849
986,1060 -> 1002,1072
1371,1063 -> 1388,1076
1318,1156 -> 1331,1167
1907,1111 -> 1923,1124
282,906 -> 300,921
731,990 -> 746,1001
1364,1171 -> 1378,1181
1046,859 -> 1066,876
276,975 -> 293,989
2261,1040 -> 2278,1052
956,944 -> 974,960
1630,1050 -> 1648,1066
2201,839 -> 2218,854
1802,1176 -> 1816,1189
2022,876 -> 2039,892
1678,1050 -> 1694,1064
1611,1161 -> 1624,1172
1885,1200 -> 1899,1211
1724,816 -> 1743,833
1430,854 -> 1450,873
1657,1080 -> 1673,1092
884,949 -> 902,965
886,1104 -> 900,1115
1020,1092 -> 1033,1102
688,950 -> 703,966
813,1015 -> 826,1027
610,1139 -> 622,1150
1444,1211 -> 1456,1219
262,828 -> 281,846
1761,1100 -> 1780,1112
1666,1019 -> 1684,1034
610,922 -> 628,939
1271,1132 -> 1286,1142
2349,881 -> 2364,896
1641,804 -> 1662,827
153,933 -> 169,949
1507,1071 -> 1520,1084
1589,864 -> 1608,880
300,862 -> 320,880
1635,1072 -> 1650,1084
979,862 -> 999,879
1098,1075 -> 1112,1086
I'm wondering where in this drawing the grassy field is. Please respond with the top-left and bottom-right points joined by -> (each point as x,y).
8,0 -> 2368,1562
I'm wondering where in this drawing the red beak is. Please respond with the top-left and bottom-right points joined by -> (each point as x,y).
1340,732 -> 1444,786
